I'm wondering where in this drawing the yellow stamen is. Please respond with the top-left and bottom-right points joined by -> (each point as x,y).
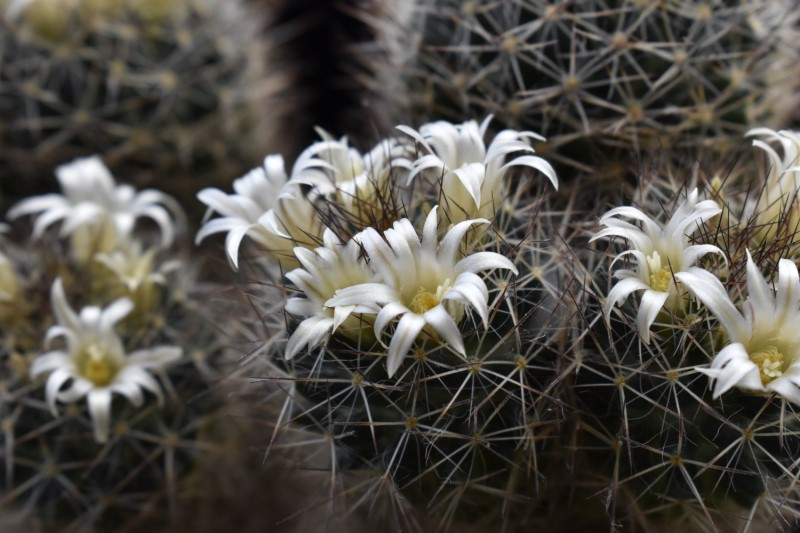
646,251 -> 672,292
79,344 -> 117,387
751,346 -> 785,384
409,279 -> 451,314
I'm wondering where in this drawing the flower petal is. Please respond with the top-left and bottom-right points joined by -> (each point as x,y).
386,312 -> 426,377
675,268 -> 749,341
637,289 -> 669,344
87,388 -> 113,443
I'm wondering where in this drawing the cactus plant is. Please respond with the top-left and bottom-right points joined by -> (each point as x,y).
0,0 -> 268,207
406,0 -> 800,178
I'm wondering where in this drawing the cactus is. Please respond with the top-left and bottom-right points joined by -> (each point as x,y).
405,0 -> 800,178
0,156 -> 256,530
192,116 -> 590,530
575,133 -> 800,530
0,0 -> 267,207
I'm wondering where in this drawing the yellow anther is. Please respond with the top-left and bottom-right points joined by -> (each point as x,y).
751,346 -> 785,384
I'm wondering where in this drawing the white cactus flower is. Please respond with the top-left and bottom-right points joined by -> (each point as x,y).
745,128 -> 800,237
291,129 -> 408,213
196,155 -> 322,269
676,252 -> 800,404
326,206 -> 518,377
0,225 -> 18,304
397,116 -> 557,223
284,228 -> 378,360
8,156 -> 180,262
30,279 -> 181,443
591,189 -> 723,343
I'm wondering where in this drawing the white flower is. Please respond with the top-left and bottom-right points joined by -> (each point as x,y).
397,116 -> 557,223
284,228 -> 377,359
8,156 -> 180,262
745,128 -> 800,238
676,252 -> 800,404
291,130 -> 408,214
591,189 -> 723,343
30,279 -> 181,443
196,155 -> 323,269
327,206 -> 518,376
0,225 -> 18,304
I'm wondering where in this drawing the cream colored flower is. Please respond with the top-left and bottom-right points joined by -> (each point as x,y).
284,229 -> 377,359
196,155 -> 323,269
327,207 -> 517,376
677,252 -> 800,404
745,128 -> 800,240
591,189 -> 723,343
9,156 -> 180,262
31,279 -> 181,442
397,117 -> 557,223
291,130 -> 408,221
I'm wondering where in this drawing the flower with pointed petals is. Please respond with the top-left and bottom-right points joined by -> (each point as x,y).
94,240 -> 179,316
591,189 -> 723,343
676,252 -> 800,404
30,279 -> 181,443
0,226 -> 18,306
397,117 -> 557,223
326,206 -> 518,376
291,129 -> 408,220
284,229 -> 378,359
745,128 -> 800,240
196,155 -> 323,269
8,156 -> 181,262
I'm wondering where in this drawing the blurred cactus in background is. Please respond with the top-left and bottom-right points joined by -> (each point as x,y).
405,0 -> 800,181
0,0 -> 269,209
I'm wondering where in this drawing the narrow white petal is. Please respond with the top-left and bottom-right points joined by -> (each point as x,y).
44,368 -> 73,416
50,279 -> 80,332
326,283 -> 397,308
500,155 -> 558,190
374,301 -> 408,340
439,218 -> 490,267
637,290 -> 669,344
603,277 -> 650,320
745,251 -> 773,316
455,251 -> 517,275
285,316 -> 334,360
387,313 -> 426,377
706,343 -> 762,398
674,268 -> 749,341
681,244 -> 725,269
451,163 -> 486,208
100,297 -> 134,331
423,305 -> 465,355
30,351 -> 70,377
775,258 -> 800,324
87,388 -> 113,443
767,365 -> 800,405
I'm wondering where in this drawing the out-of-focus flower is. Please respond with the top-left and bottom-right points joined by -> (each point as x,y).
30,279 -> 181,442
745,128 -> 800,241
397,117 -> 557,223
196,155 -> 322,269
9,156 -> 181,262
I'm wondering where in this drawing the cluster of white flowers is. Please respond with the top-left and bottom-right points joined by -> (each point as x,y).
198,117 -> 556,377
596,127 -> 800,407
4,156 -> 184,442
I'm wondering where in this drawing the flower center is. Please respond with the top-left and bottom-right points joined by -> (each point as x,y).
78,343 -> 118,387
646,251 -> 672,292
409,279 -> 451,314
750,346 -> 785,384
